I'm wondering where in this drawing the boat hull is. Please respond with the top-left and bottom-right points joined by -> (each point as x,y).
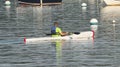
24,31 -> 94,44
104,0 -> 120,6
18,0 -> 62,5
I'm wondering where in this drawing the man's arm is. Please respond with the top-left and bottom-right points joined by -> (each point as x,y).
57,27 -> 68,36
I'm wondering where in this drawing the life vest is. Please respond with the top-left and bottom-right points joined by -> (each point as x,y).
51,26 -> 56,35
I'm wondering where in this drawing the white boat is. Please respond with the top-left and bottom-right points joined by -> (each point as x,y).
104,0 -> 120,6
24,31 -> 94,44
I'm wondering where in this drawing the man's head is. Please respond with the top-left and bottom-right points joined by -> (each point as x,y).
54,22 -> 58,26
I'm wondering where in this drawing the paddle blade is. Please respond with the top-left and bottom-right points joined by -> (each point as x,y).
46,33 -> 52,36
73,32 -> 80,34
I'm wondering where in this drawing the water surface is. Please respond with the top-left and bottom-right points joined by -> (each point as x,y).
0,0 -> 120,67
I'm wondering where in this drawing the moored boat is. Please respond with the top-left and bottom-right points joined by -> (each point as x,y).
104,0 -> 120,6
18,0 -> 62,5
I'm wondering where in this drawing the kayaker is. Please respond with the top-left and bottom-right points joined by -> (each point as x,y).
51,22 -> 68,37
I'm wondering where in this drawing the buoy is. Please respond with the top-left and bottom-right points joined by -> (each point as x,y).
90,18 -> 98,32
81,3 -> 87,12
81,3 -> 87,7
5,0 -> 11,6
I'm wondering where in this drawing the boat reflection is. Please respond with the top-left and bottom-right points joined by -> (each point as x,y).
99,6 -> 120,41
16,6 -> 52,37
101,6 -> 120,23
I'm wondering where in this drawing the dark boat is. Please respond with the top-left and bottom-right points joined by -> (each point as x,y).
18,0 -> 62,5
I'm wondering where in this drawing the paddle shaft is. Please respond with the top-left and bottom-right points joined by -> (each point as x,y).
46,32 -> 80,35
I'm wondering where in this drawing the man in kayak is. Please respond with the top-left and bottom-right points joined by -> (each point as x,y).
51,22 -> 68,37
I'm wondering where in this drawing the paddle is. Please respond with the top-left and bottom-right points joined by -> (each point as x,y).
46,32 -> 80,36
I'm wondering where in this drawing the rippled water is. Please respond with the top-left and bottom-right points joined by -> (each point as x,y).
0,0 -> 120,67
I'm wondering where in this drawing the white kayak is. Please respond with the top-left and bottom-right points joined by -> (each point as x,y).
24,31 -> 94,44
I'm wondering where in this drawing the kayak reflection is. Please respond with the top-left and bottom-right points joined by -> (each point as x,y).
51,40 -> 64,67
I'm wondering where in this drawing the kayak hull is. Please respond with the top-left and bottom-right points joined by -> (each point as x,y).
24,31 -> 94,44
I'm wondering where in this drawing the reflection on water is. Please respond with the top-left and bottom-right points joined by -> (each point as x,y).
51,40 -> 94,67
101,6 -> 120,23
51,40 -> 62,67
99,6 -> 120,42
16,6 -> 54,37
5,6 -> 11,18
